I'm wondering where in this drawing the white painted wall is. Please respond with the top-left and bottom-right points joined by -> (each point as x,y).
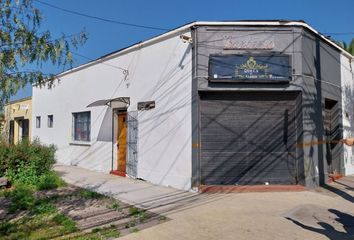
32,30 -> 193,190
341,54 -> 354,175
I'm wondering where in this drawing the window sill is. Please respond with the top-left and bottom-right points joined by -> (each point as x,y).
69,141 -> 91,146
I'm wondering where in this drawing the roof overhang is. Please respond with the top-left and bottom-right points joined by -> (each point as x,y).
86,97 -> 130,109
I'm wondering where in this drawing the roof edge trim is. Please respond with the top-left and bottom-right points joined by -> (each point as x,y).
35,20 -> 353,84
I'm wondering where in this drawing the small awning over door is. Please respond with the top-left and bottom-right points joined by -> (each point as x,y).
87,97 -> 130,109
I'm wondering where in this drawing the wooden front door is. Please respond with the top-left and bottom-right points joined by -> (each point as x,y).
117,112 -> 127,175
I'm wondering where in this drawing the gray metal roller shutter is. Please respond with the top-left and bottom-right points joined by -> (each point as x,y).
200,91 -> 300,185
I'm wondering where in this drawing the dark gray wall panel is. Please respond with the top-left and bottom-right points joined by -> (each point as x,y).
195,26 -> 303,91
301,30 -> 343,187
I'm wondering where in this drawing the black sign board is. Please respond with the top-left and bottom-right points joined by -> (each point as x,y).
209,54 -> 291,82
137,101 -> 155,111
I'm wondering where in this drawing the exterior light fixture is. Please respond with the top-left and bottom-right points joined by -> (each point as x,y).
180,34 -> 193,43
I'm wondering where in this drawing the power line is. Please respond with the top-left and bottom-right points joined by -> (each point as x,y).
34,0 -> 169,31
71,51 -> 128,71
322,32 -> 354,36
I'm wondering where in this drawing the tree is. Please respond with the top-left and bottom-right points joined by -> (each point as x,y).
0,0 -> 87,105
335,38 -> 354,56
347,38 -> 354,56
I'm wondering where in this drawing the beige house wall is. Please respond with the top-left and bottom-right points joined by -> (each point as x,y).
3,97 -> 32,144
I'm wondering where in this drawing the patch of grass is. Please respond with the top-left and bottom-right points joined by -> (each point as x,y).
0,221 -> 16,236
0,214 -> 78,240
67,226 -> 120,240
0,189 -> 7,197
129,207 -> 144,216
37,171 -> 67,190
5,184 -> 35,213
101,227 -> 120,238
129,207 -> 147,222
78,189 -> 103,199
108,202 -> 121,211
53,213 -> 77,233
1,184 -> 152,240
125,220 -> 136,229
32,201 -> 57,215
91,227 -> 102,233
138,211 -> 147,222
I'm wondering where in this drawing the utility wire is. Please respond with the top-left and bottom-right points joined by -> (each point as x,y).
31,1 -> 354,36
34,0 -> 169,31
71,51 -> 128,71
33,1 -> 354,36
323,32 -> 354,36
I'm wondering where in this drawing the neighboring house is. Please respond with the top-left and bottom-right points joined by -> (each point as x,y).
0,112 -> 4,136
32,20 -> 354,191
4,97 -> 32,144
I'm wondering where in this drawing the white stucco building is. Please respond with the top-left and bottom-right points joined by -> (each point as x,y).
33,26 -> 193,190
32,21 -> 354,191
341,54 -> 354,175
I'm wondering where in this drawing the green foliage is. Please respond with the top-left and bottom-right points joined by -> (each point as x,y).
108,202 -> 121,211
125,220 -> 136,229
129,206 -> 147,223
348,38 -> 354,56
138,211 -> 147,222
75,226 -> 120,240
0,185 -> 129,240
37,171 -> 66,190
6,161 -> 38,186
129,207 -> 144,216
0,0 -> 87,104
0,140 -> 56,186
52,213 -> 77,233
32,201 -> 56,215
130,227 -> 139,233
335,38 -> 354,55
0,221 -> 16,237
0,213 -> 79,240
79,189 -> 103,199
101,227 -> 120,238
4,184 -> 35,213
91,227 -> 102,233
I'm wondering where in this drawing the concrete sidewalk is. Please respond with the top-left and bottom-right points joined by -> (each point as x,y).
54,164 -> 208,215
55,164 -> 354,240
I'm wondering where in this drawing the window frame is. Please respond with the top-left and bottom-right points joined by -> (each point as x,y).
47,115 -> 53,128
72,111 -> 91,142
36,116 -> 41,128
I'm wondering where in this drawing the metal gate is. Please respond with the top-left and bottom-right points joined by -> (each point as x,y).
126,111 -> 138,178
324,99 -> 342,174
200,91 -> 300,185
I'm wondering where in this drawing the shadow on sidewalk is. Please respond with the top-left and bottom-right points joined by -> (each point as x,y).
322,182 -> 354,204
286,209 -> 354,240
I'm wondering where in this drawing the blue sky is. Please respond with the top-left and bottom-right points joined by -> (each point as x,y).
11,0 -> 354,100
